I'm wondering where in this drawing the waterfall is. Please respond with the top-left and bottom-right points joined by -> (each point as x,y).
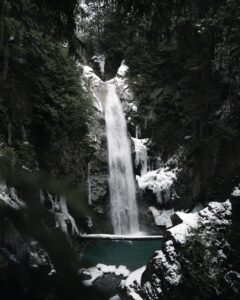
104,82 -> 139,235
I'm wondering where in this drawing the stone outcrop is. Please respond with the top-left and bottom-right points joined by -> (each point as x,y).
120,198 -> 235,300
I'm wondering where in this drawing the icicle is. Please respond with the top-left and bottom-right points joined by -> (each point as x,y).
88,162 -> 92,206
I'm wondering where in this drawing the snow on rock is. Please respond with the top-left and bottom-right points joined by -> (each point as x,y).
117,62 -> 129,78
231,186 -> 240,198
80,266 -> 104,287
28,242 -> 56,275
135,200 -> 233,300
109,295 -> 121,300
168,201 -> 231,245
0,182 -> 26,210
113,61 -> 137,115
83,65 -> 103,112
168,223 -> 191,244
91,55 -> 106,76
83,65 -> 102,88
79,264 -> 130,287
190,202 -> 204,213
132,138 -> 148,175
169,211 -> 199,244
141,240 -> 181,300
120,266 -> 146,300
174,211 -> 199,225
97,264 -> 130,277
136,167 -> 177,205
198,200 -> 232,226
148,207 -> 174,228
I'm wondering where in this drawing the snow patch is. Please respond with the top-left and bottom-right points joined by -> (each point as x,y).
199,200 -> 232,226
231,186 -> 240,198
168,212 -> 199,244
120,266 -> 146,300
92,55 -> 106,76
117,62 -> 129,77
149,207 -> 174,227
109,295 -> 121,300
80,264 -> 130,287
83,65 -> 103,112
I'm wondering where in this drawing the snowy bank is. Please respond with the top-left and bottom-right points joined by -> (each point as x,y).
79,233 -> 163,240
148,207 -> 174,228
79,264 -> 130,287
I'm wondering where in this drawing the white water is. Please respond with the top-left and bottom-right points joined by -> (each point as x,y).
104,82 -> 139,235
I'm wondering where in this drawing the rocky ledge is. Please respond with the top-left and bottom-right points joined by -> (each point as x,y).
120,192 -> 240,300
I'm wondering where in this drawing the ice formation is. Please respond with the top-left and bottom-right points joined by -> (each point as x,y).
137,167 -> 177,205
132,138 -> 148,176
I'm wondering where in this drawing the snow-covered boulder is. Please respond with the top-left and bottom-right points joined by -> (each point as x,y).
120,266 -> 146,300
141,240 -> 181,299
122,200 -> 234,300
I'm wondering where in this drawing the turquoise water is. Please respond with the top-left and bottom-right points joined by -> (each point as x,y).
81,239 -> 162,271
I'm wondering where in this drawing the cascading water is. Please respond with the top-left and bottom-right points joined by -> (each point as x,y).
104,82 -> 139,235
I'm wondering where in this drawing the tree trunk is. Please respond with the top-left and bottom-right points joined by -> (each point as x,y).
0,0 -> 5,47
7,121 -> 12,146
0,0 -> 9,81
2,41 -> 9,80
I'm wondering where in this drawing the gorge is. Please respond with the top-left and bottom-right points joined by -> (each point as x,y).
0,1 -> 240,300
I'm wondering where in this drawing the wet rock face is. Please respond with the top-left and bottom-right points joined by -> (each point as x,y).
83,65 -> 112,230
89,143 -> 109,207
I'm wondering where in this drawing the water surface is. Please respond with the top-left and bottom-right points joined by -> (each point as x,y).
82,239 -> 162,271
